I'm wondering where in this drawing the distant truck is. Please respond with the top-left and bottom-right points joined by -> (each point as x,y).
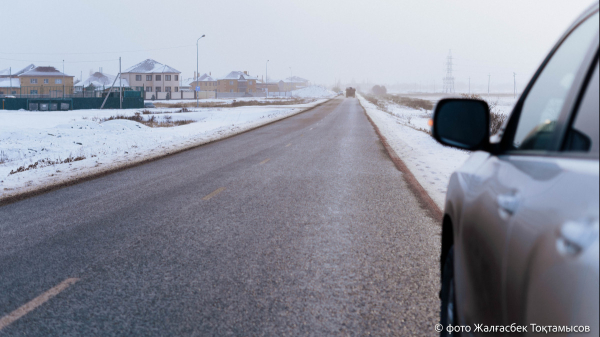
345,87 -> 356,98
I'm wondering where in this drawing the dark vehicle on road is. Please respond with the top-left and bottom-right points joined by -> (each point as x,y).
346,87 -> 356,98
433,4 -> 599,336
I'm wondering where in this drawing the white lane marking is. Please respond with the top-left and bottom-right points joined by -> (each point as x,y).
0,278 -> 80,331
259,158 -> 270,165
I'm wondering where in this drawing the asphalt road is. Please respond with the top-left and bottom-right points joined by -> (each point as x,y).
0,97 -> 441,336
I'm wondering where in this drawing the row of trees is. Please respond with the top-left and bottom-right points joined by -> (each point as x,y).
371,85 -> 387,95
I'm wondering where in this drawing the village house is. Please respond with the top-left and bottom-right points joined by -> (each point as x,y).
18,66 -> 74,96
0,78 -> 20,96
76,72 -> 130,90
282,76 -> 310,91
189,73 -> 218,92
217,71 -> 258,93
120,59 -> 181,93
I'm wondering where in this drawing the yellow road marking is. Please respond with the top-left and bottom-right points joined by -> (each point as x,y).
0,278 -> 79,331
259,158 -> 270,165
285,143 -> 291,147
202,187 -> 226,201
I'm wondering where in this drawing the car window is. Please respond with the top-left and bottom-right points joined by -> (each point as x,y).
564,61 -> 599,155
511,12 -> 599,151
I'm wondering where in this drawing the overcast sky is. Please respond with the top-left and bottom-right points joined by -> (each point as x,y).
1,0 -> 594,92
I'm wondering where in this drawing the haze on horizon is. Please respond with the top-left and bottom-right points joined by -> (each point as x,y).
1,0 -> 594,92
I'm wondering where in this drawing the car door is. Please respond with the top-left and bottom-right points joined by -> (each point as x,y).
454,10 -> 599,329
500,11 -> 599,330
507,57 -> 599,333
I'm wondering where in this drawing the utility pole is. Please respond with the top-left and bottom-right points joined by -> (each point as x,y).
62,60 -> 65,99
469,77 -> 470,95
196,34 -> 205,108
266,60 -> 269,98
9,67 -> 11,95
487,74 -> 491,98
289,67 -> 292,96
119,57 -> 122,109
513,72 -> 516,98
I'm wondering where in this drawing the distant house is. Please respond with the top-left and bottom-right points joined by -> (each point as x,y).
282,76 -> 309,91
256,80 -> 280,94
75,72 -> 130,91
121,59 -> 181,93
189,73 -> 218,92
217,71 -> 258,93
0,78 -> 20,96
18,66 -> 74,96
0,64 -> 35,78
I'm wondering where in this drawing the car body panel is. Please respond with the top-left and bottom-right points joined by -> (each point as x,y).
441,4 -> 600,334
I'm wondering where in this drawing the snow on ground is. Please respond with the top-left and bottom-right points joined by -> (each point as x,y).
358,92 -> 517,208
291,86 -> 337,98
0,99 -> 328,200
357,94 -> 471,209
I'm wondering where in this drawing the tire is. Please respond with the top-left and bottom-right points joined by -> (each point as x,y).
440,246 -> 459,336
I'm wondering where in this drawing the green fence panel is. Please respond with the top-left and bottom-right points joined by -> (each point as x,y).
1,98 -> 28,110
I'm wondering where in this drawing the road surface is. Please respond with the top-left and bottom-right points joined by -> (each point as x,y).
0,97 -> 441,336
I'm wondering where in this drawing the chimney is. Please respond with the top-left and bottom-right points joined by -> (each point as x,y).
244,71 -> 248,75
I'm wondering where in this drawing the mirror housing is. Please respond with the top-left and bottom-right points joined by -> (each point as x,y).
432,98 -> 491,151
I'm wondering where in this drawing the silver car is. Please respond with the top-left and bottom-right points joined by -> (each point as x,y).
433,4 -> 599,336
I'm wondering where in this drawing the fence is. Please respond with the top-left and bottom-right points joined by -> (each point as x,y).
0,86 -> 141,99
144,91 -> 215,100
1,97 -> 143,111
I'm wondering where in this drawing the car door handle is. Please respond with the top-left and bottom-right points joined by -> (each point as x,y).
497,194 -> 520,215
558,220 -> 599,255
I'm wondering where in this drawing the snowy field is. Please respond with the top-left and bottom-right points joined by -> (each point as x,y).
358,93 -> 517,209
0,99 -> 330,200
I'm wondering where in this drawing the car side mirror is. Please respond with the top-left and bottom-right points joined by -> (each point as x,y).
432,98 -> 490,151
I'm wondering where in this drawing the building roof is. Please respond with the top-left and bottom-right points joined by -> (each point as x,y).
197,73 -> 216,82
219,71 -> 259,81
0,64 -> 35,78
123,59 -> 180,74
19,66 -> 72,77
283,76 -> 309,83
0,78 -> 20,88
75,72 -> 130,88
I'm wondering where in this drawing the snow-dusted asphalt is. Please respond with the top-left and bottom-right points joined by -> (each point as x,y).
0,97 -> 440,336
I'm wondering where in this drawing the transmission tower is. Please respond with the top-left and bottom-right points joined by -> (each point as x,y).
442,50 -> 455,93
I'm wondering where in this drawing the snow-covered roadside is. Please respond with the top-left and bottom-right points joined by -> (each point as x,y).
357,94 -> 470,209
0,99 -> 329,201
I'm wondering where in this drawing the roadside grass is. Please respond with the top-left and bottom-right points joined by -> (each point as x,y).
139,107 -> 192,114
9,155 -> 86,175
460,93 -> 507,135
362,93 -> 432,135
100,112 -> 195,128
152,98 -> 311,108
0,150 -> 7,164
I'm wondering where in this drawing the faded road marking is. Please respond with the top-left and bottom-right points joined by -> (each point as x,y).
260,158 -> 271,165
285,143 -> 291,147
202,187 -> 226,201
0,278 -> 80,331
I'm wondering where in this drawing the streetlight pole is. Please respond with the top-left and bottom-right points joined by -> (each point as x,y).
196,34 -> 205,108
289,67 -> 292,95
266,60 -> 269,98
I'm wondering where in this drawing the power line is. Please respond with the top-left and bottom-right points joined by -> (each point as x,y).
0,56 -> 119,63
0,44 -> 194,56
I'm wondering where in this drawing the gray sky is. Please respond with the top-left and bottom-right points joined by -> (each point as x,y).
1,0 -> 594,92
